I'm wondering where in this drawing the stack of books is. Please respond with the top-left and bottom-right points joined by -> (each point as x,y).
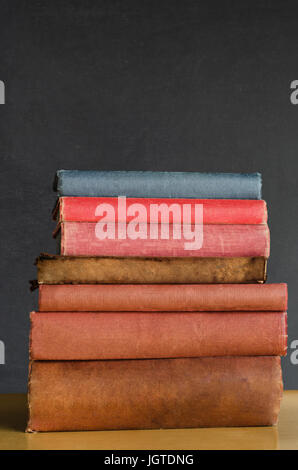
27,170 -> 287,432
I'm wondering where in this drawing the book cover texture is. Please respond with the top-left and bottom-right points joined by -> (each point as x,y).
27,357 -> 282,432
55,170 -> 262,199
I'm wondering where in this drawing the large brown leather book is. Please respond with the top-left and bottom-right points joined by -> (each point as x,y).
38,283 -> 287,312
27,357 -> 283,432
30,311 -> 287,360
34,254 -> 267,285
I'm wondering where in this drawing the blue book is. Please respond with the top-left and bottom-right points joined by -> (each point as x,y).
54,170 -> 262,199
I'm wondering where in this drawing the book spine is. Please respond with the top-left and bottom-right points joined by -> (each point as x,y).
27,356 -> 282,431
30,311 -> 287,360
36,255 -> 267,284
55,170 -> 262,199
38,283 -> 287,312
58,222 -> 270,257
57,197 -> 268,224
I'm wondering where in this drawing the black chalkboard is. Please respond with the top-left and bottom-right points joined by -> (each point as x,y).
0,0 -> 298,391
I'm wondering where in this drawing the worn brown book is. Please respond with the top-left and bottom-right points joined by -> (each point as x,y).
33,253 -> 267,285
27,357 -> 282,432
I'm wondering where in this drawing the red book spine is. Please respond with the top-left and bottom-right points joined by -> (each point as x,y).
30,311 -> 287,360
57,222 -> 270,257
56,197 -> 268,224
38,283 -> 288,312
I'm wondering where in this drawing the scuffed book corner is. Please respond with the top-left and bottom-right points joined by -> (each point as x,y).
29,280 -> 39,291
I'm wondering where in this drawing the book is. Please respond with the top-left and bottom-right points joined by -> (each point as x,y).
55,222 -> 270,257
54,197 -> 268,224
54,170 -> 262,199
33,254 -> 267,285
38,283 -> 287,312
30,311 -> 287,359
27,356 -> 282,431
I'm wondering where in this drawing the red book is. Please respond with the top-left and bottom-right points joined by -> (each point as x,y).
30,311 -> 287,360
55,222 -> 270,257
54,197 -> 268,224
38,283 -> 288,312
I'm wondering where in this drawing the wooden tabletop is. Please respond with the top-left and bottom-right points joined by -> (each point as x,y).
0,391 -> 297,450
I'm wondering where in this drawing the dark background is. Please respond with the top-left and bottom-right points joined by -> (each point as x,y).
0,0 -> 297,392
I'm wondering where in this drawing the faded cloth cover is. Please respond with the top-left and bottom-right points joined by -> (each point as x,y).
27,357 -> 282,431
38,283 -> 287,312
55,197 -> 268,224
30,311 -> 287,359
56,222 -> 270,257
34,254 -> 267,285
54,170 -> 262,199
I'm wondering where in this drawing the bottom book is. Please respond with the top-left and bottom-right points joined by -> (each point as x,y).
27,356 -> 283,432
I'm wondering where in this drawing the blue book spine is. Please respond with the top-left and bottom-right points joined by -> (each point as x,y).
55,170 -> 262,199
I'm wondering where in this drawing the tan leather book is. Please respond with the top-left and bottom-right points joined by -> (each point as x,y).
33,254 -> 267,285
27,356 -> 283,432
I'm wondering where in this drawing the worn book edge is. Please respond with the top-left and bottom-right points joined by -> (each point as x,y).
30,254 -> 268,289
26,361 -> 34,433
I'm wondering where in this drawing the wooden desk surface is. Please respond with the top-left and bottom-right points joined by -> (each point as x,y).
0,391 -> 297,450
